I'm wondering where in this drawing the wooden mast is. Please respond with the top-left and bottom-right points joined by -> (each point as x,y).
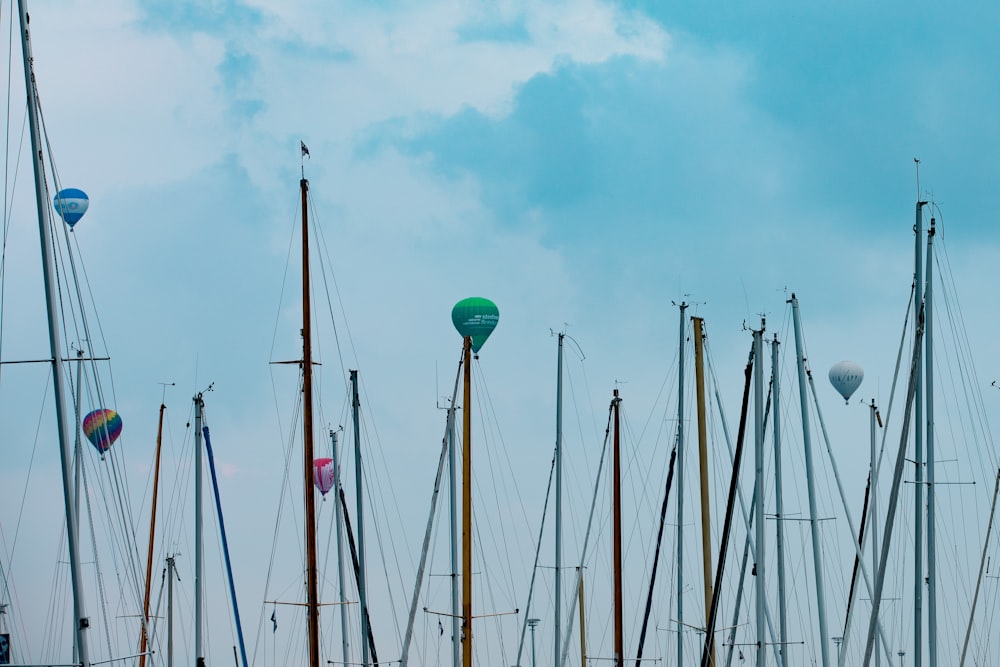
301,174 -> 321,667
612,389 -> 623,667
138,402 -> 166,667
462,336 -> 473,667
692,317 -> 715,665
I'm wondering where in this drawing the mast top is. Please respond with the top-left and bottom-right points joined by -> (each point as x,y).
300,140 -> 311,179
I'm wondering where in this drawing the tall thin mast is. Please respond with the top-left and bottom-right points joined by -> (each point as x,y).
301,175 -> 321,667
73,352 -> 84,665
772,335 -> 788,667
790,296 -> 831,667
167,555 -> 175,667
862,304 -> 925,667
870,401 -> 880,667
332,430 -> 350,667
924,213 -> 937,667
17,2 -> 91,665
461,337 -> 473,667
195,394 -> 205,667
676,304 -> 687,667
351,370 -> 370,667
449,399 -> 461,667
612,389 -> 624,667
578,572 -> 587,667
140,402 -> 166,667
752,325 -> 766,667
912,199 -> 926,667
692,317 -> 714,665
554,333 -> 565,667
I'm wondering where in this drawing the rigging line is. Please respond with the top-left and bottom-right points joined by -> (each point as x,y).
620,404 -> 658,568
559,403 -> 614,666
358,418 -> 409,646
564,358 -> 598,556
355,372 -> 419,610
399,350 -> 461,666
0,18 -> 27,373
473,358 -> 536,577
4,367 -> 51,591
875,284 -> 915,481
86,416 -> 146,630
164,401 -> 198,561
0,111 -> 27,386
250,382 -> 304,665
935,244 -> 997,472
472,361 -> 530,607
80,447 -> 117,659
514,443 -> 557,667
308,194 -> 348,380
703,336 -> 782,662
0,531 -> 28,662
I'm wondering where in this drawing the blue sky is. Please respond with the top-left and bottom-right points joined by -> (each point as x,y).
2,1 -> 1000,666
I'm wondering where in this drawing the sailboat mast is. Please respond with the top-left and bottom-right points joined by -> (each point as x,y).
195,394 -> 205,667
554,333 -> 564,667
870,401 -> 880,667
676,304 -> 687,667
925,213 -> 937,667
692,317 -> 714,664
772,335 -> 788,667
167,555 -> 175,667
578,571 -> 587,667
301,175 -> 321,667
612,389 -> 623,667
351,370 -> 371,667
462,336 -> 473,667
790,296 -> 831,667
332,430 -> 350,667
912,199 -> 926,667
140,402 -> 167,667
449,400 -> 460,667
17,2 -> 92,665
72,352 -> 83,665
752,325 -> 766,667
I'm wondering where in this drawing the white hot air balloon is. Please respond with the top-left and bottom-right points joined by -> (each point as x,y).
829,360 -> 864,403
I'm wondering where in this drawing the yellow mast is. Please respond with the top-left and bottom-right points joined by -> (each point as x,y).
692,316 -> 715,665
462,335 -> 473,667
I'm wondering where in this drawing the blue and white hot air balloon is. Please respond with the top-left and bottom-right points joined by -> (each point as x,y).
53,188 -> 89,229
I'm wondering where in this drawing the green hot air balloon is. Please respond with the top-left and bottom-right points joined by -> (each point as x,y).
452,297 -> 499,354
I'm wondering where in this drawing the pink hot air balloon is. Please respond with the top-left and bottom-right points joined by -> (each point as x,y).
313,458 -> 336,497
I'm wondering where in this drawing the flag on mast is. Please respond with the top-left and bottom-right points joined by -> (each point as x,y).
300,141 -> 310,158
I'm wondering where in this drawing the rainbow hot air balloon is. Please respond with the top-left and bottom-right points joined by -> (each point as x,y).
313,458 -> 336,497
53,188 -> 90,229
82,409 -> 122,456
451,297 -> 499,354
829,360 -> 864,404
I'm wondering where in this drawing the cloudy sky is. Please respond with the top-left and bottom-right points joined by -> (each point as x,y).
2,1 -> 1000,666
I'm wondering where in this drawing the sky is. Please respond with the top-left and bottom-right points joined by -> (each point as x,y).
2,1 -> 1000,666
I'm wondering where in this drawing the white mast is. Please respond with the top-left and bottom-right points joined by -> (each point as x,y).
17,2 -> 92,665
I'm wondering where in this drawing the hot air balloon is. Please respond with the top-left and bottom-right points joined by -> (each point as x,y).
82,409 -> 122,456
313,458 -> 336,497
53,188 -> 90,229
451,297 -> 499,354
829,361 -> 864,404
